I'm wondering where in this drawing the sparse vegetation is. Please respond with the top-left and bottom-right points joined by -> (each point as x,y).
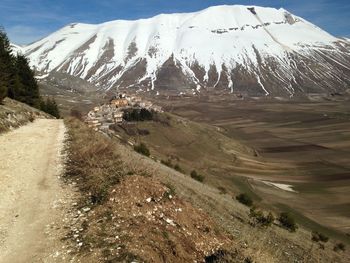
204,249 -> 239,263
236,193 -> 253,207
64,117 -> 124,204
137,128 -> 150,135
173,163 -> 183,173
70,109 -> 83,121
278,212 -> 298,232
161,159 -> 184,173
190,170 -> 205,182
153,112 -> 171,126
311,231 -> 329,243
163,183 -> 176,199
134,142 -> 150,157
0,98 -> 51,133
161,158 -> 173,167
249,207 -> 274,227
333,242 -> 346,252
244,257 -> 254,263
217,186 -> 227,195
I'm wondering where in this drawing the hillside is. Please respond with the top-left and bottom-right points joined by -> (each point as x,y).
0,106 -> 348,262
102,97 -> 350,246
0,97 -> 52,133
2,3 -> 349,262
62,117 -> 242,262
63,117 -> 350,262
18,5 -> 350,97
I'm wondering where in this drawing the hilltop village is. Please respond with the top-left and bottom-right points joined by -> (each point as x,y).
85,94 -> 162,131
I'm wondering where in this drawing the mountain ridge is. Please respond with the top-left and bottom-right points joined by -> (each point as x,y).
15,5 -> 350,97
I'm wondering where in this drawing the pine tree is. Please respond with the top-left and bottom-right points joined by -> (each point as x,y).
41,97 -> 60,118
0,28 -> 60,117
14,54 -> 40,107
49,97 -> 60,118
0,27 -> 15,103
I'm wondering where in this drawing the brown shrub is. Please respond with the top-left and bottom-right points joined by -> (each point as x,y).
64,117 -> 124,204
70,109 -> 83,121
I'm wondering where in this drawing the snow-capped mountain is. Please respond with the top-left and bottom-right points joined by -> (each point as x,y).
19,5 -> 350,96
10,43 -> 23,55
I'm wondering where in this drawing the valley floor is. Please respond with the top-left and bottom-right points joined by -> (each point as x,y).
0,119 -> 74,263
153,97 -> 350,235
0,115 -> 349,263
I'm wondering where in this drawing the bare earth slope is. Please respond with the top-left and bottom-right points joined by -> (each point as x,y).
0,119 -> 73,263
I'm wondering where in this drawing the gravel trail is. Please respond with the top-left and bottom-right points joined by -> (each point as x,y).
0,119 -> 73,263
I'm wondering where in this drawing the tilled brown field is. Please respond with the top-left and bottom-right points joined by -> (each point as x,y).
153,97 -> 350,239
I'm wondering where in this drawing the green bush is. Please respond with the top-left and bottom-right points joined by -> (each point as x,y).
40,97 -> 60,118
70,109 -> 83,121
174,164 -> 183,173
311,231 -> 329,243
163,183 -> 176,199
333,242 -> 345,252
161,159 -> 183,173
123,108 -> 153,122
161,159 -> 172,167
278,212 -> 298,232
249,207 -> 274,227
236,193 -> 253,207
190,170 -> 205,182
217,186 -> 227,195
244,257 -> 253,263
134,142 -> 150,157
204,249 -> 238,263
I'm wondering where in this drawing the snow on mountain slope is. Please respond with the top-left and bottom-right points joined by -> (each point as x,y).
10,43 -> 23,55
20,5 -> 350,97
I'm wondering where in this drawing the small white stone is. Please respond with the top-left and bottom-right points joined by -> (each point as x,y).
82,207 -> 91,212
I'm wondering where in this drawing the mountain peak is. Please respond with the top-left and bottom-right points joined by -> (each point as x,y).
19,5 -> 350,97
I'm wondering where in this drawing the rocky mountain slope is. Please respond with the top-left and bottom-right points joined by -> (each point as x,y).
17,5 -> 350,97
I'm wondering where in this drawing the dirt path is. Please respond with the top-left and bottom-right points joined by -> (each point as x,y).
0,119 -> 73,263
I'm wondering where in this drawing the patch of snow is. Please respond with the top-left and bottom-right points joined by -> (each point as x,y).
262,181 -> 297,193
10,43 -> 23,55
35,73 -> 49,80
256,74 -> 269,95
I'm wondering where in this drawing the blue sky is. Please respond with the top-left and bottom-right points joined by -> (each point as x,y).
1,0 -> 349,45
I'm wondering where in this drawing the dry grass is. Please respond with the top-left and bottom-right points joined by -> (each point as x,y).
63,117 -> 240,262
0,97 -> 51,133
64,117 -> 125,204
63,116 -> 350,262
